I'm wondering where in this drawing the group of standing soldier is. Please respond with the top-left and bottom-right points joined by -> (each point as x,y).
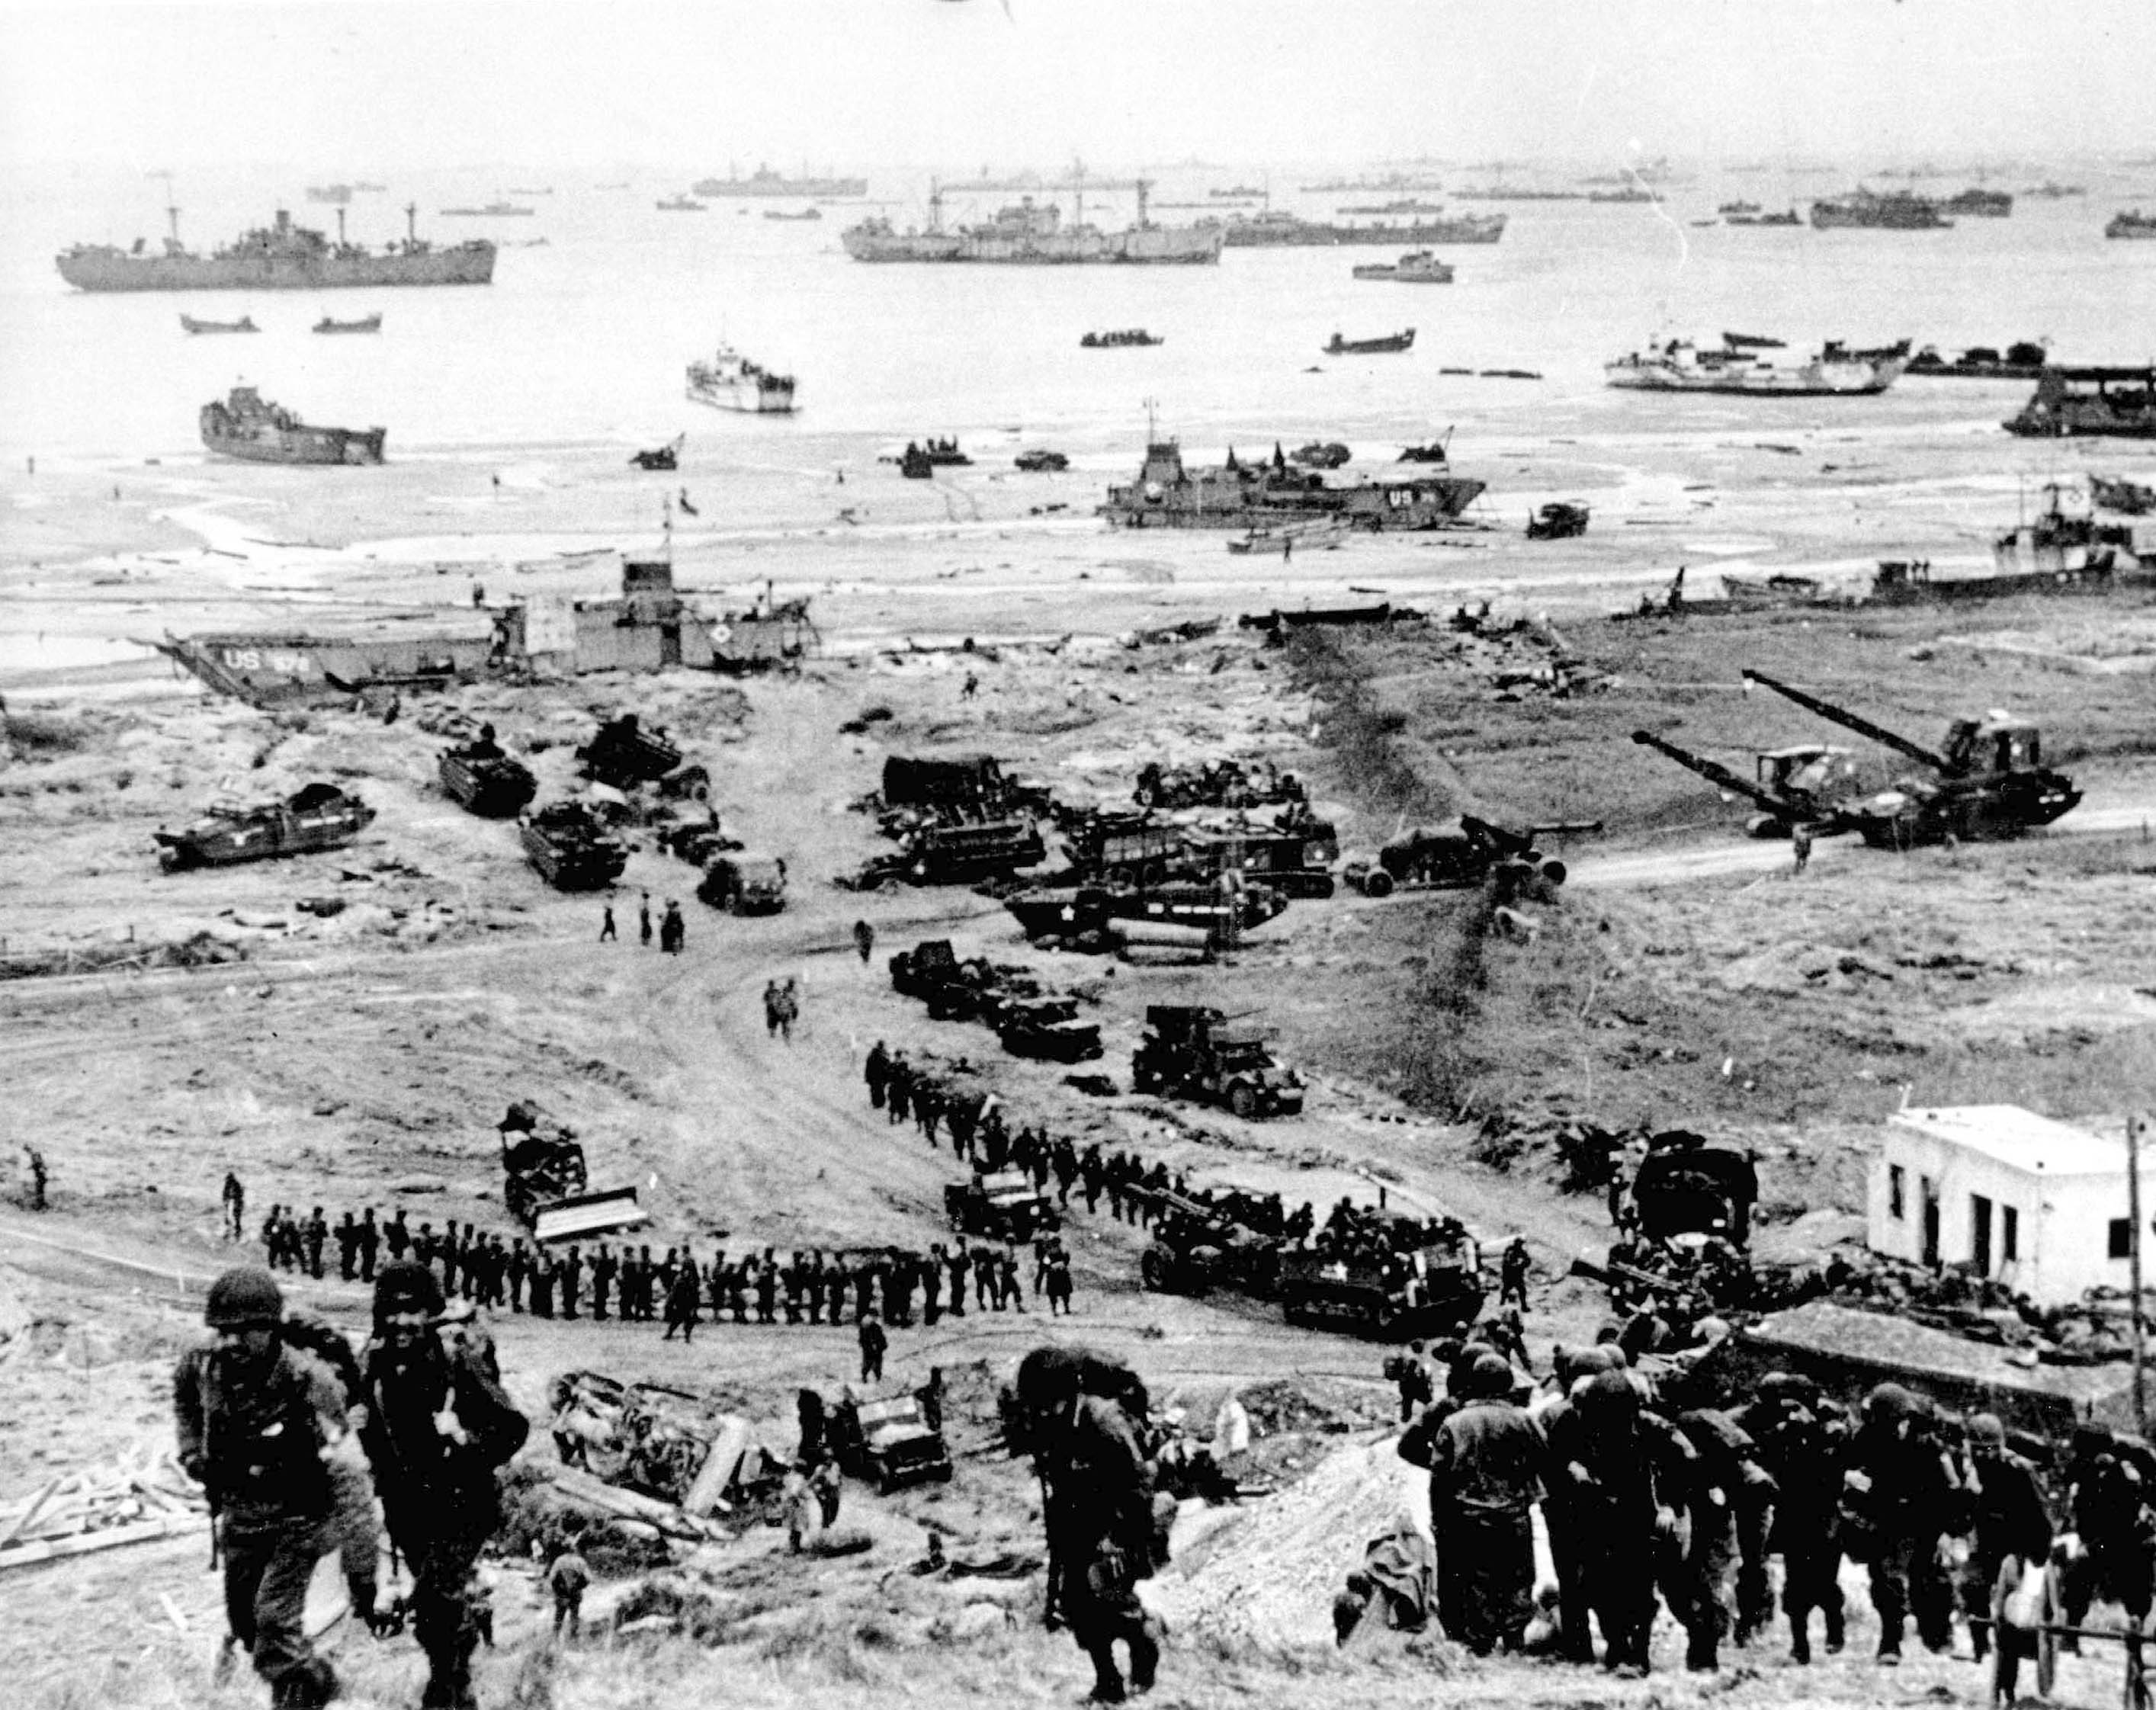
175,1262 -> 527,1709
1382,1327 -> 2136,1686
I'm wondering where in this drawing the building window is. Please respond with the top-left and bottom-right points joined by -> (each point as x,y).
2113,1219 -> 2134,1260
1888,1165 -> 1906,1220
2001,1206 -> 2018,1264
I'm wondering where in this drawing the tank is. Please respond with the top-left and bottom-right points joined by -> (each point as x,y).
438,727 -> 536,818
520,801 -> 629,890
576,713 -> 685,791
154,782 -> 374,871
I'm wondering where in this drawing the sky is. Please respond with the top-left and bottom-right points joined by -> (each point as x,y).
2,0 -> 2152,176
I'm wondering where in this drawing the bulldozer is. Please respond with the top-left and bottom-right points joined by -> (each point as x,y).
1630,730 -> 1861,839
1741,669 -> 2081,847
499,1101 -> 645,1240
1342,815 -> 1599,897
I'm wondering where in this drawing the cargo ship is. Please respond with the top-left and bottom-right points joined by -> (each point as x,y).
2005,367 -> 2156,438
1212,207 -> 1504,246
692,165 -> 867,198
685,343 -> 797,414
1100,435 -> 1484,531
200,386 -> 386,465
1808,188 -> 1952,229
843,182 -> 1221,265
56,204 -> 493,291
1606,338 -> 1911,396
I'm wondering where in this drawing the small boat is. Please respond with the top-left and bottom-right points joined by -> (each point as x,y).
1227,521 -> 1346,556
762,207 -> 823,221
1014,449 -> 1070,472
1290,441 -> 1351,469
1904,340 -> 2047,380
656,195 -> 705,212
1717,200 -> 1762,216
199,385 -> 384,465
1080,329 -> 1163,348
439,201 -> 534,217
1725,209 -> 1801,227
180,314 -> 258,335
1397,441 -> 1450,464
1351,251 -> 1454,284
2090,473 -> 2156,515
685,342 -> 797,414
1324,328 -> 1415,355
919,437 -> 971,467
312,313 -> 381,335
629,435 -> 684,472
2106,210 -> 2156,241
1719,572 -> 1825,605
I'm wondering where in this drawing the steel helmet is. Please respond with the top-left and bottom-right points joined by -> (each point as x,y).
372,1258 -> 445,1324
204,1266 -> 284,1329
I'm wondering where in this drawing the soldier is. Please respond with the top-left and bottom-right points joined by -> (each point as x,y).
887,1054 -> 913,1126
1080,1145 -> 1105,1214
865,1041 -> 890,1109
663,1260 -> 701,1342
222,1170 -> 247,1242
1850,1383 -> 1959,1664
1045,1249 -> 1075,1317
780,1253 -> 804,1325
922,1247 -> 944,1327
384,1208 -> 412,1263
356,1208 -> 380,1283
24,1144 -> 47,1211
173,1267 -> 342,1708
638,890 -> 653,947
945,1243 -> 970,1317
999,1247 -> 1026,1314
438,1225 -> 461,1299
1791,822 -> 1814,876
1959,1412 -> 2052,1663
356,1262 -> 528,1710
1053,1139 -> 1079,1208
529,1248 -> 556,1319
916,1080 -> 945,1149
589,1244 -> 617,1322
506,1240 -> 530,1314
598,903 -> 617,943
826,1256 -> 851,1326
559,1246 -> 583,1320
803,1251 -> 826,1326
853,919 -> 875,965
1499,1237 -> 1531,1310
661,900 -> 686,954
1015,1350 -> 1163,1702
755,1254 -> 779,1325
858,1310 -> 887,1385
332,1212 -> 358,1282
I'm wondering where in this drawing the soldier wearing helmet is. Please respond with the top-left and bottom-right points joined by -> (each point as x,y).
172,1266 -> 343,1708
356,1260 -> 528,1710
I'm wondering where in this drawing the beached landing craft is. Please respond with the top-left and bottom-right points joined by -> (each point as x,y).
2006,367 -> 2156,439
1324,328 -> 1415,355
199,386 -> 386,465
59,204 -> 493,290
1606,337 -> 1911,396
1100,435 -> 1483,531
313,313 -> 381,335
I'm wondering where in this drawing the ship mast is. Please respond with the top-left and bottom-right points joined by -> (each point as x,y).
405,202 -> 418,246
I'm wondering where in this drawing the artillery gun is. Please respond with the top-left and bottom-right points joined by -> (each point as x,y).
154,782 -> 376,871
1342,814 -> 1599,897
520,800 -> 629,890
1630,730 -> 1858,838
1139,1190 -> 1284,1297
438,724 -> 537,818
1740,669 -> 2081,847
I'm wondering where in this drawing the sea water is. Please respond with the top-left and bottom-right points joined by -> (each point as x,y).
2,162 -> 2154,470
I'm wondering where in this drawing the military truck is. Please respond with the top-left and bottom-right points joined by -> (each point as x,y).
1139,1192 -> 1284,1298
826,1384 -> 954,1493
520,800 -> 629,890
155,782 -> 376,871
1619,1131 -> 1760,1246
842,818 -> 1048,890
880,754 -> 1023,820
438,727 -> 537,819
945,1170 -> 1060,1243
1342,815 -> 1599,898
996,996 -> 1103,1063
698,852 -> 788,914
1131,1006 -> 1304,1118
1278,1214 -> 1486,1339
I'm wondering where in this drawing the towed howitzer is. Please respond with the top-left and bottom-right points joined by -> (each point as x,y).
1344,813 -> 1600,897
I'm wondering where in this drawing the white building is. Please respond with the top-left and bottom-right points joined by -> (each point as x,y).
1867,1105 -> 2140,1308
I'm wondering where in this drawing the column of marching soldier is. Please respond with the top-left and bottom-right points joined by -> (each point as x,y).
241,1195 -> 1081,1328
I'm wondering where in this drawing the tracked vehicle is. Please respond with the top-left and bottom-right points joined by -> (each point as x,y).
520,801 -> 630,890
438,727 -> 537,818
1630,730 -> 1859,839
155,782 -> 375,871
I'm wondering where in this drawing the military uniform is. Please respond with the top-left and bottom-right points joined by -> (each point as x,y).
358,1262 -> 528,1710
173,1268 -> 341,1709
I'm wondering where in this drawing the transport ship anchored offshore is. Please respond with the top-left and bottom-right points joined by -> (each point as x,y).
842,181 -> 1221,265
56,204 -> 496,292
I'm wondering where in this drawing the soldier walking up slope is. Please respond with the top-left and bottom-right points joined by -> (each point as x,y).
357,1261 -> 528,1710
